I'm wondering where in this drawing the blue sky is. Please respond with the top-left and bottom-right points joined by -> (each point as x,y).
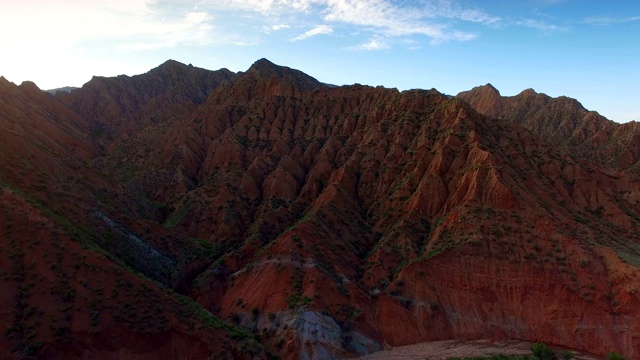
1,0 -> 638,122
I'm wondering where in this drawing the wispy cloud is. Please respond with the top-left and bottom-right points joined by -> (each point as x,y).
457,9 -> 501,24
349,38 -> 389,51
291,24 -> 333,41
212,0 -> 560,46
583,16 -> 640,26
216,0 -> 488,44
262,23 -> 290,33
516,18 -> 563,32
0,0 -> 564,59
272,24 -> 291,31
114,10 -> 218,51
432,2 -> 501,25
320,0 -> 481,43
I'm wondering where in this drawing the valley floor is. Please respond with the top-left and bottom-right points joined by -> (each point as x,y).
353,339 -> 601,360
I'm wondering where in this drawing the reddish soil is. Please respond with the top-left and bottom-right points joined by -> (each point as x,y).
354,339 -> 600,360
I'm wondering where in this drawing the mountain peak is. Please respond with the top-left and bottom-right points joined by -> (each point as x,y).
247,58 -> 291,78
244,57 -> 323,92
456,83 -> 504,118
481,83 -> 500,94
19,80 -> 41,91
149,59 -> 190,75
518,88 -> 538,96
249,58 -> 276,71
457,83 -> 501,98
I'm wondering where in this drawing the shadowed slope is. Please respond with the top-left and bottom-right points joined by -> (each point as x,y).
0,73 -> 264,359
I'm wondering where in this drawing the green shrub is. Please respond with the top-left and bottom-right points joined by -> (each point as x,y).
531,343 -> 556,360
606,352 -> 625,360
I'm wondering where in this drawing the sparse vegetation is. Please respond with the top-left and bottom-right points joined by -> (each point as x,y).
531,343 -> 555,360
606,352 -> 626,360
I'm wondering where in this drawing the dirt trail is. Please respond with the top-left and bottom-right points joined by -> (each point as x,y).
352,339 -> 602,360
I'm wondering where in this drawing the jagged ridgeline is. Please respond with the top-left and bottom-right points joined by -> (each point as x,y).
0,59 -> 639,359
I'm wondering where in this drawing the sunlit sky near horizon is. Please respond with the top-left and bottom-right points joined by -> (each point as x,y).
1,0 -> 638,122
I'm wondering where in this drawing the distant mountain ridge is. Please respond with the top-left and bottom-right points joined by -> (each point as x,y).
457,84 -> 640,170
1,59 -> 640,359
45,86 -> 78,95
55,59 -> 237,151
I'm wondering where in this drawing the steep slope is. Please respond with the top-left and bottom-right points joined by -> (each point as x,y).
0,74 -> 266,359
97,60 -> 640,359
0,76 -> 172,286
457,85 -> 640,170
0,187 -> 260,359
56,60 -> 236,151
0,76 -> 99,219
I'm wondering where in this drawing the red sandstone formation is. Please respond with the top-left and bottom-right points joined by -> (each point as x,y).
1,59 -> 640,359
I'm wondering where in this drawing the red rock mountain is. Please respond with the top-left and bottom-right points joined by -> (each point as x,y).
1,59 -> 640,359
458,84 -> 640,170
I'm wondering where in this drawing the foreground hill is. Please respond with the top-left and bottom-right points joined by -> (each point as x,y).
1,59 -> 640,359
0,72 -> 262,359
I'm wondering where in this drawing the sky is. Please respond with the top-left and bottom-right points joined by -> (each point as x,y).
1,0 -> 639,123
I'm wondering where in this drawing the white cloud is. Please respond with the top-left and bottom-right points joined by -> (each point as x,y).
212,0 -> 562,41
291,24 -> 333,41
215,0 -> 486,44
321,0 -> 474,43
457,9 -> 501,24
185,11 -> 213,24
263,24 -> 290,33
115,10 -> 219,51
272,24 -> 291,30
349,39 -> 389,51
0,1 -> 219,53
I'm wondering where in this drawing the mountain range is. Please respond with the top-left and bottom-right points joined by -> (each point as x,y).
1,58 -> 639,359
